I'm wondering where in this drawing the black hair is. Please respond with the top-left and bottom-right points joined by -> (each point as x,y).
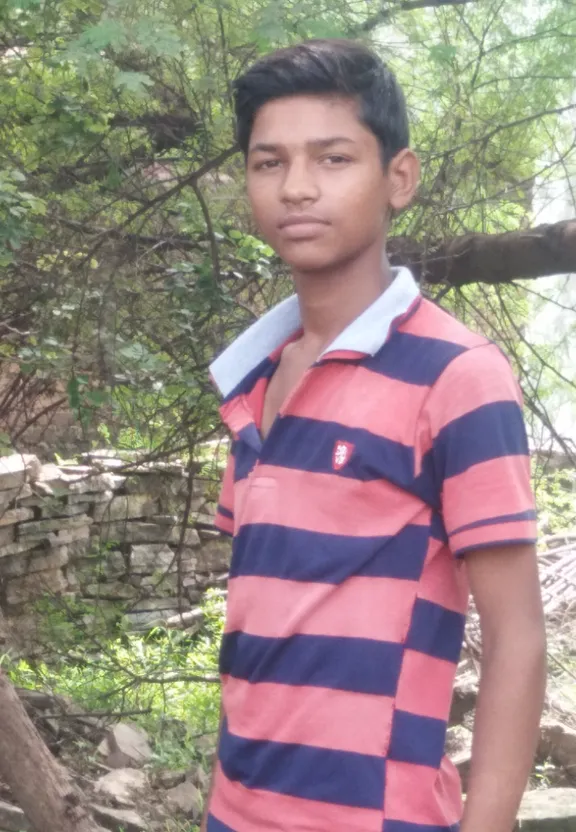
233,39 -> 409,166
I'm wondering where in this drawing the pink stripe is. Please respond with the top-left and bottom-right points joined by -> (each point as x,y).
425,343 -> 523,435
450,519 -> 537,555
443,456 -> 534,534
225,575 -> 416,642
234,466 -> 428,537
384,758 -> 462,826
395,649 -> 458,721
222,677 -> 394,756
418,539 -> 469,613
282,364 -> 429,447
401,299 -> 486,350
220,396 -> 256,437
210,765 -> 383,832
214,512 -> 234,535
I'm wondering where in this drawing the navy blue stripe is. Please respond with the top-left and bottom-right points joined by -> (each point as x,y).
364,333 -> 467,387
261,416 -> 415,487
384,822 -> 459,832
207,816 -> 235,832
223,356 -> 277,403
432,401 -> 529,479
219,720 -> 385,809
430,511 -> 448,544
388,710 -> 447,768
233,440 -> 259,482
452,509 -> 536,535
237,423 -> 262,454
455,536 -> 537,558
217,504 -> 234,520
406,599 -> 465,664
231,523 -> 428,583
220,632 -> 403,696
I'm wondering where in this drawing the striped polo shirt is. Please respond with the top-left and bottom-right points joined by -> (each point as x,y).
208,267 -> 537,832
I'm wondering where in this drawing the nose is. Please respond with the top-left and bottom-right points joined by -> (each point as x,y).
279,158 -> 320,206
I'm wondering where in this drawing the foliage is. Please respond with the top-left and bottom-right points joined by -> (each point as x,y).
7,589 -> 225,770
0,0 -> 574,456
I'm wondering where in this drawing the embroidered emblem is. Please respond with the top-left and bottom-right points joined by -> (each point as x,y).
333,440 -> 354,471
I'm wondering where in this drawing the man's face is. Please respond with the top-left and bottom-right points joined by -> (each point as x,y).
246,94 -> 400,273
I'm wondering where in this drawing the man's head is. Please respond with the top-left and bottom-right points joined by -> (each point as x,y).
234,39 -> 419,274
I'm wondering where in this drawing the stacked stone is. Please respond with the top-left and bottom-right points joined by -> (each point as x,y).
0,452 -> 231,633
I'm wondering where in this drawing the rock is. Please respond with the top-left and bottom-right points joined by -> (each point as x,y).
195,537 -> 231,572
39,502 -> 89,518
0,483 -> 33,507
93,495 -> 159,523
91,803 -> 148,832
0,798 -> 31,832
84,582 -> 137,601
540,722 -> 576,780
95,768 -> 147,806
104,550 -> 128,575
69,489 -> 114,505
516,788 -> 576,830
0,540 -> 43,559
100,723 -> 153,768
0,546 -> 69,578
165,780 -> 203,818
0,525 -> 15,547
6,567 -> 68,606
55,525 -> 91,545
18,514 -> 92,539
100,522 -> 199,547
130,544 -> 176,574
123,609 -> 180,630
446,725 -> 473,792
132,597 -> 185,612
0,507 -> 34,526
165,608 -> 204,629
449,677 -> 478,726
66,472 -> 120,493
0,454 -> 41,491
155,769 -> 187,789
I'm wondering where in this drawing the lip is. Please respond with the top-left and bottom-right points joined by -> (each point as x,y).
278,214 -> 330,229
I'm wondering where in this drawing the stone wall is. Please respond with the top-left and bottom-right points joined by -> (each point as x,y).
0,451 -> 231,635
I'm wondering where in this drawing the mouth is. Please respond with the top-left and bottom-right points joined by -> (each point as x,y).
277,215 -> 330,239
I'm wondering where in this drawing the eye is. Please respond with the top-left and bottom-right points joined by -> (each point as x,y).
253,159 -> 281,171
321,154 -> 351,165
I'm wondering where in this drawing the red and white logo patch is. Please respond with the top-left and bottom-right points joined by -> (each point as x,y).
333,440 -> 354,471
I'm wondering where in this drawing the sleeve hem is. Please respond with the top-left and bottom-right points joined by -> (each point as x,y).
454,537 -> 537,558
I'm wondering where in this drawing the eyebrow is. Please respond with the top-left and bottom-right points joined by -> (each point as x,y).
248,136 -> 356,155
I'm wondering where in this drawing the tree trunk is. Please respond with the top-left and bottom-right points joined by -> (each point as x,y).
0,669 -> 104,832
389,219 -> 576,286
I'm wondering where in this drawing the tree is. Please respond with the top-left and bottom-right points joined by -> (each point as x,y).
0,0 -> 573,454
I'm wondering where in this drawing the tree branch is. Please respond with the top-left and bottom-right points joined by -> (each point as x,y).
389,219 -> 576,286
360,0 -> 477,32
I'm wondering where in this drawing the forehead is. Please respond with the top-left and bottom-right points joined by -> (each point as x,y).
249,94 -> 373,147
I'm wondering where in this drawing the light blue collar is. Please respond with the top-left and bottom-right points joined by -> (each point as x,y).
210,266 -> 420,398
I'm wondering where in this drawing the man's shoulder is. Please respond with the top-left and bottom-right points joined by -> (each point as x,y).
401,296 -> 489,352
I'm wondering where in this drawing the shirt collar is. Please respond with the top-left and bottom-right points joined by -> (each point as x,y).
210,266 -> 420,398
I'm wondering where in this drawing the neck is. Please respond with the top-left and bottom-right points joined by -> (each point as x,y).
292,243 -> 393,352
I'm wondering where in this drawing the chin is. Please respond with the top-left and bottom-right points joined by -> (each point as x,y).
279,246 -> 346,275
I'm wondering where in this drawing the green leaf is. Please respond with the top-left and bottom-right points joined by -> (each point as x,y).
113,71 -> 154,95
429,44 -> 457,64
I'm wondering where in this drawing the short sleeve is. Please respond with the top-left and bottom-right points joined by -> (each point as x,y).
422,344 -> 537,557
214,452 -> 235,536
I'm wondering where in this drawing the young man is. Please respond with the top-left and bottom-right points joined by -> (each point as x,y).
205,39 -> 546,832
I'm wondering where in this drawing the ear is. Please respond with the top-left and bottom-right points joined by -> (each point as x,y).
387,149 -> 420,213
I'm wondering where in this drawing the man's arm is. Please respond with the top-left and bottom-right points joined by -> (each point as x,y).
461,543 -> 546,832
